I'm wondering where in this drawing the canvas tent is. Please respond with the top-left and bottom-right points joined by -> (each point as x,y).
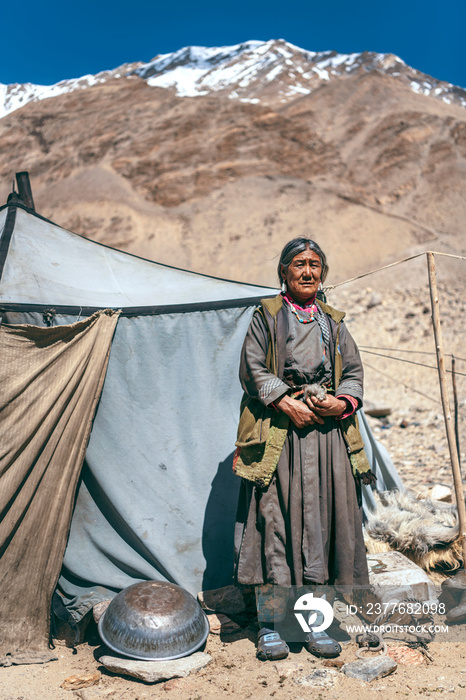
0,191 -> 402,663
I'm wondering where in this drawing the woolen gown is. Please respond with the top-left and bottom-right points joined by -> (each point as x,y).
234,300 -> 369,588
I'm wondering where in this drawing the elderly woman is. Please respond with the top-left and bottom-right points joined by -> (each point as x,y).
233,238 -> 372,660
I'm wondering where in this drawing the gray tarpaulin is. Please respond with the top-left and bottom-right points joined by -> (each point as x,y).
58,308 -> 255,619
0,208 -> 276,307
359,410 -> 404,513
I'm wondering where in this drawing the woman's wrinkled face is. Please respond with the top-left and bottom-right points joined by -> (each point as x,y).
281,248 -> 322,303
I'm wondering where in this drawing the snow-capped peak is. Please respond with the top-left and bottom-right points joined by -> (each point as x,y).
133,40 -> 465,108
135,39 -> 364,99
1,40 -> 465,120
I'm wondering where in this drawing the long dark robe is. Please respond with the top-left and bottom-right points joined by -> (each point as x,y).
234,302 -> 369,587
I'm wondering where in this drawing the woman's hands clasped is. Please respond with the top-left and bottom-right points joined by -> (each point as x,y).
307,394 -> 348,417
275,394 -> 323,428
275,393 -> 347,428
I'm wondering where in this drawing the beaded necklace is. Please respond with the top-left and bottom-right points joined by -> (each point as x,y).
284,298 -> 317,324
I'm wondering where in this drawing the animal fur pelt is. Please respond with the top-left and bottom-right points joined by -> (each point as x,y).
364,490 -> 463,571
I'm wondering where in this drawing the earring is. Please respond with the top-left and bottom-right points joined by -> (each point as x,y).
281,279 -> 287,293
317,282 -> 327,303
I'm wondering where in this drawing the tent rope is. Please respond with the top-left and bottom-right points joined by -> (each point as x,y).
360,349 -> 466,377
358,345 -> 466,363
323,251 -> 466,291
362,361 -> 439,403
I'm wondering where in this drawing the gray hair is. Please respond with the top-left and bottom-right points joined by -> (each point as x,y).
278,238 -> 328,284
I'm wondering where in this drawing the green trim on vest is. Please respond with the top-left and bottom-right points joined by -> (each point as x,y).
261,295 -> 284,317
234,296 -> 289,487
234,295 -> 373,487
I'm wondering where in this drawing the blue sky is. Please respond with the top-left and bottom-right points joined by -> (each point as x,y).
1,0 -> 465,88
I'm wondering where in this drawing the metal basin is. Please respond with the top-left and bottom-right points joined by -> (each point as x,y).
98,580 -> 209,660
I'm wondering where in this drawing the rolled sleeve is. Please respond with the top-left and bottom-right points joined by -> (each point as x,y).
335,394 -> 358,419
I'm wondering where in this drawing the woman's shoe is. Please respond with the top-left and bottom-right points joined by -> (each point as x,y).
304,629 -> 341,658
256,628 -> 289,660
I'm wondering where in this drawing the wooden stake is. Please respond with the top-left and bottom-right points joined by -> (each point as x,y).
452,355 -> 461,471
427,252 -> 466,565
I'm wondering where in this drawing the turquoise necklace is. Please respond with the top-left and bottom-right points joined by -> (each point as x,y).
288,302 -> 316,324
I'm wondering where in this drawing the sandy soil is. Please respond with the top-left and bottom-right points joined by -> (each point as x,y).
2,621 -> 466,700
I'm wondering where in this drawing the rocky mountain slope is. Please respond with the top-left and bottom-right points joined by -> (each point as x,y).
0,40 -> 465,287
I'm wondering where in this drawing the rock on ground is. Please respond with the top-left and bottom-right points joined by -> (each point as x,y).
293,668 -> 339,687
98,651 -> 212,683
342,656 -> 397,681
60,671 -> 100,690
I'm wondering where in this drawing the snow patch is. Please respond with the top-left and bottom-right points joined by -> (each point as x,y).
265,65 -> 284,82
286,85 -> 311,95
312,66 -> 330,81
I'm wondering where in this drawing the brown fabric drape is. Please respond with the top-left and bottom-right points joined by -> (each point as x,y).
0,310 -> 120,665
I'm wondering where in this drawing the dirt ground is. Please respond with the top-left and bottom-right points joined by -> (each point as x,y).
2,620 -> 466,700
2,281 -> 466,700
